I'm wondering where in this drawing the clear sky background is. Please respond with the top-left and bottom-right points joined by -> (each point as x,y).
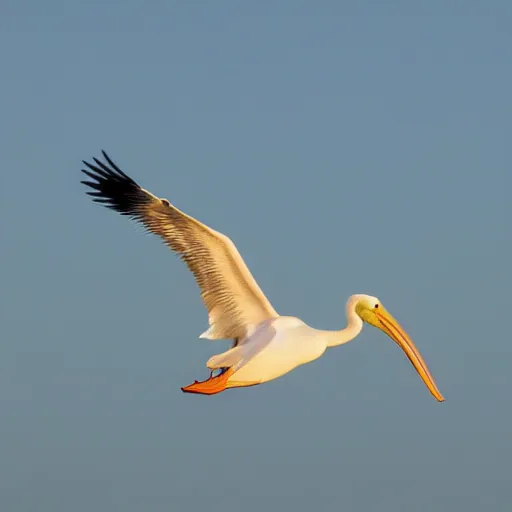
1,1 -> 510,511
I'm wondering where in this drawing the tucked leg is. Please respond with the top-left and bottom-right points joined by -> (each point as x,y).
181,368 -> 235,395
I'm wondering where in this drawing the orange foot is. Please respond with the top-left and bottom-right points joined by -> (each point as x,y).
181,368 -> 235,395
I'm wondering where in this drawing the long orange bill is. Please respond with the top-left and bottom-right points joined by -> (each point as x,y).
376,310 -> 445,402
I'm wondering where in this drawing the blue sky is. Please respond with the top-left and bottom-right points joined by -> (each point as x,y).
1,1 -> 510,511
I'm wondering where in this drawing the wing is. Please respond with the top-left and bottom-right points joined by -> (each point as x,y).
81,151 -> 278,341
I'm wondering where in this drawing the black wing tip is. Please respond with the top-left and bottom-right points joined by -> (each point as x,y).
80,150 -> 145,214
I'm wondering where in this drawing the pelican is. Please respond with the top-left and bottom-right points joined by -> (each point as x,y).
81,151 -> 445,401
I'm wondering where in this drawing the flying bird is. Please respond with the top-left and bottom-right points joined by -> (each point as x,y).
81,151 -> 445,401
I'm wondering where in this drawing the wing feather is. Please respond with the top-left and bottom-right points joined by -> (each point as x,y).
81,151 -> 278,340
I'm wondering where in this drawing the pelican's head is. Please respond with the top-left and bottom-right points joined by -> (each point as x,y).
353,294 -> 445,402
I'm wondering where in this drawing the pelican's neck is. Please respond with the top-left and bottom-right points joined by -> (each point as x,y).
325,295 -> 364,348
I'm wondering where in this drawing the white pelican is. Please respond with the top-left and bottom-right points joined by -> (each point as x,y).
81,151 -> 445,401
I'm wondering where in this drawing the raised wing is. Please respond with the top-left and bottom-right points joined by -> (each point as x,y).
81,151 -> 278,341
